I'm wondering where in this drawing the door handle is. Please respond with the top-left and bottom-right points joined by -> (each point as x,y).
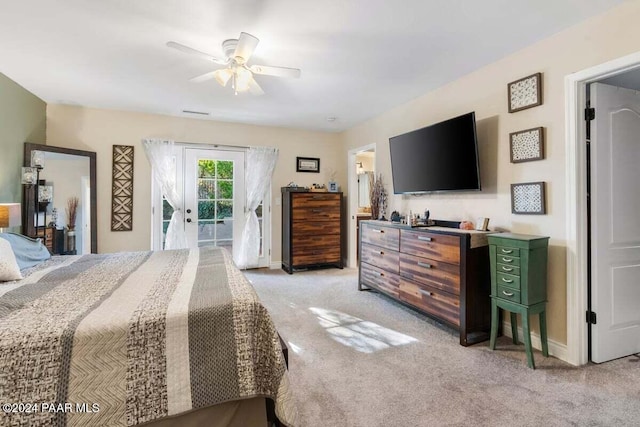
186,218 -> 192,223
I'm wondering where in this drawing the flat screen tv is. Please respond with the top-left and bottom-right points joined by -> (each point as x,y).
389,112 -> 481,194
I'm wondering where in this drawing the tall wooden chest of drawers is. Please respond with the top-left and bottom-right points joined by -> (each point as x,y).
281,190 -> 343,274
358,220 -> 491,346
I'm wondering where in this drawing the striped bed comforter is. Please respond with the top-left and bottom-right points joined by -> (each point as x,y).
0,247 -> 297,427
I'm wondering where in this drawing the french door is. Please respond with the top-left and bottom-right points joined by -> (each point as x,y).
184,148 -> 245,261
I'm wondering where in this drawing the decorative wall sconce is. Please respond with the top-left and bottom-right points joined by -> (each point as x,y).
356,162 -> 364,174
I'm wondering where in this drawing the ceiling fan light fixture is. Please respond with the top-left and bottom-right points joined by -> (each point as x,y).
214,68 -> 233,87
234,67 -> 253,93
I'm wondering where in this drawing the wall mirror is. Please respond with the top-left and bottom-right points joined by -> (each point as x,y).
22,143 -> 97,254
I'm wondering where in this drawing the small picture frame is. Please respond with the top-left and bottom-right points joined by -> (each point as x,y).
510,127 -> 544,163
511,182 -> 546,215
328,181 -> 338,192
296,157 -> 320,173
508,72 -> 542,113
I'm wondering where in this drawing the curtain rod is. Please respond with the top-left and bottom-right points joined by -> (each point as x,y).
175,141 -> 250,150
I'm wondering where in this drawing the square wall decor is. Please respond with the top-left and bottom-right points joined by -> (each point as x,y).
508,72 -> 542,113
511,182 -> 546,214
510,127 -> 544,163
296,157 -> 320,173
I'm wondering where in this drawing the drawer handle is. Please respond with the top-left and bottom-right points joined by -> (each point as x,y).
502,290 -> 514,297
417,236 -> 432,242
417,261 -> 432,269
502,266 -> 514,272
501,257 -> 513,263
501,249 -> 513,254
420,289 -> 434,297
501,277 -> 513,283
311,209 -> 322,213
371,229 -> 385,234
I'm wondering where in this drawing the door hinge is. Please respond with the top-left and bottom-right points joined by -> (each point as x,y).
586,310 -> 597,324
585,107 -> 595,121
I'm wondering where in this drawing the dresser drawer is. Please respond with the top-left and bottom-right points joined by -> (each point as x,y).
496,254 -> 519,266
496,272 -> 520,290
496,246 -> 520,257
292,221 -> 340,235
292,234 -> 340,250
293,246 -> 341,265
292,193 -> 341,208
496,263 -> 520,276
361,223 -> 399,251
496,284 -> 521,303
361,243 -> 399,274
292,206 -> 341,221
400,230 -> 460,265
361,263 -> 400,298
399,279 -> 460,327
399,253 -> 460,295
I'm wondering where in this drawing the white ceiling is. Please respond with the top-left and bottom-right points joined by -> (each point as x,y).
0,0 -> 627,132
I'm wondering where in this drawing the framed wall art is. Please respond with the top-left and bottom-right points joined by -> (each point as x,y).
510,127 -> 544,163
508,72 -> 542,113
111,145 -> 134,231
511,181 -> 546,214
296,157 -> 320,173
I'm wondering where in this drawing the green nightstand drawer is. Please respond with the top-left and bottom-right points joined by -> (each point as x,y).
496,254 -> 519,266
496,285 -> 521,303
496,263 -> 520,276
497,272 -> 520,290
496,246 -> 520,257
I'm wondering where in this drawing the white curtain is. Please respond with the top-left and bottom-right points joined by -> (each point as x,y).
142,139 -> 188,250
236,146 -> 279,269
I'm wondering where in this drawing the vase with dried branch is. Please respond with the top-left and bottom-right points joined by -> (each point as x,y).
369,173 -> 388,220
66,197 -> 79,231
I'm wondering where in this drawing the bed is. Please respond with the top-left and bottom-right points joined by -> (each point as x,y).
0,237 -> 297,427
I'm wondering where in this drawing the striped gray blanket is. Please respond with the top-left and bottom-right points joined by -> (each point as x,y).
0,247 -> 297,426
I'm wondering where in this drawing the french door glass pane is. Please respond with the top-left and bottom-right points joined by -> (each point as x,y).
162,198 -> 174,249
196,159 -> 234,251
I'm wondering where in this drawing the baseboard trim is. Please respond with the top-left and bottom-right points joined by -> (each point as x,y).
269,262 -> 281,270
502,320 -> 568,363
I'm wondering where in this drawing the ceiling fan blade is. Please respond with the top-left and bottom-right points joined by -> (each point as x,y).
189,70 -> 219,83
250,64 -> 301,78
248,77 -> 264,96
234,32 -> 259,62
166,41 -> 228,65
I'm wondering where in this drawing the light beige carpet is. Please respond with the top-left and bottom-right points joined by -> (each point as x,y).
245,267 -> 640,427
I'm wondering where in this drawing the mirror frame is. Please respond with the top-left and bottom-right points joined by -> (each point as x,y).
23,143 -> 97,253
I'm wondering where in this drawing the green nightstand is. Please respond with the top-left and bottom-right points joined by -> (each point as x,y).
488,233 -> 549,369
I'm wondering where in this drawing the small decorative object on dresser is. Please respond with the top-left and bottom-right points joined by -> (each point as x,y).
369,173 -> 388,220
488,233 -> 549,369
66,197 -> 79,254
510,127 -> 544,163
508,72 -> 542,113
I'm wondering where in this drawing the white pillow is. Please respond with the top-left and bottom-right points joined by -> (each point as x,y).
0,236 -> 23,282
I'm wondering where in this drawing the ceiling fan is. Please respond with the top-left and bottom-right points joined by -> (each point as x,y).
167,32 -> 301,95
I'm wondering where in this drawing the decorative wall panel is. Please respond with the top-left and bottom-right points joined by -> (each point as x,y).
511,182 -> 546,215
111,145 -> 134,231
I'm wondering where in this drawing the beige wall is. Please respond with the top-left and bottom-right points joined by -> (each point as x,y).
46,105 -> 342,256
0,73 -> 46,204
339,1 -> 640,346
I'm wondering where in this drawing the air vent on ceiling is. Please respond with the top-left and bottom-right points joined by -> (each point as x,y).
182,110 -> 209,116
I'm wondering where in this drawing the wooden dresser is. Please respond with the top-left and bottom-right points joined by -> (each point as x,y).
358,220 -> 491,346
35,226 -> 55,253
281,189 -> 343,274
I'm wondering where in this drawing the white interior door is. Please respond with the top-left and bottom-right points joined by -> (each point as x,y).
184,148 -> 245,262
590,82 -> 640,363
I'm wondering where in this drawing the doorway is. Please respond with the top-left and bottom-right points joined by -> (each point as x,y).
347,144 -> 376,268
565,51 -> 640,365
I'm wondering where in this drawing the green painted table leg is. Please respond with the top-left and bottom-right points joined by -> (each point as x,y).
510,312 -> 518,344
540,309 -> 549,357
489,299 -> 498,350
522,311 -> 535,369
